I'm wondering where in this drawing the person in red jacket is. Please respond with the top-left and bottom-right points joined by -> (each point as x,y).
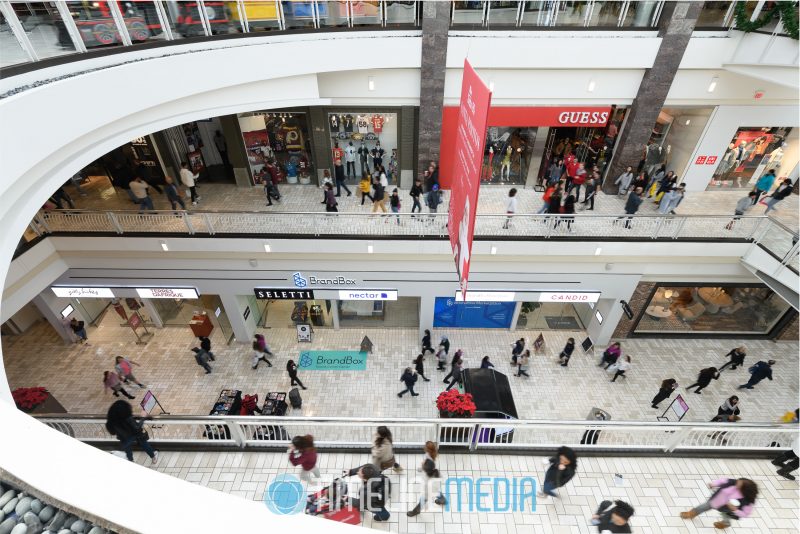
288,435 -> 320,481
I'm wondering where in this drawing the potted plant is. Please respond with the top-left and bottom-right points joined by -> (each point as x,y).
436,390 -> 477,443
11,387 -> 49,412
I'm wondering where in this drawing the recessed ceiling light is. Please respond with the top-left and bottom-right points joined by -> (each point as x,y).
160,240 -> 168,251
707,76 -> 719,93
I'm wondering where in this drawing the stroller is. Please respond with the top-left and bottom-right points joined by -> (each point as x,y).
305,477 -> 361,525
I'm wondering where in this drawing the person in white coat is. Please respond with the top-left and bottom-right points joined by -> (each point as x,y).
406,441 -> 446,516
179,161 -> 200,205
614,167 -> 634,196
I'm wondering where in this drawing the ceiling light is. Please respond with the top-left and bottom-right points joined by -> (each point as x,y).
684,119 -> 691,126
367,242 -> 374,254
489,81 -> 495,92
160,240 -> 168,251
249,259 -> 257,267
490,245 -> 497,255
707,76 -> 719,93
587,79 -> 596,92
368,76 -> 375,91
594,247 -> 602,256
263,242 -> 271,253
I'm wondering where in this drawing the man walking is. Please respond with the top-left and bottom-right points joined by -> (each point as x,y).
129,176 -> 155,212
619,187 -> 643,229
180,161 -> 200,205
753,169 -> 777,204
398,367 -> 419,397
410,178 -> 424,216
739,360 -> 775,390
333,143 -> 351,197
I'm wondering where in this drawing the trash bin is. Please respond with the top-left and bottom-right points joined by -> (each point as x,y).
581,407 -> 610,445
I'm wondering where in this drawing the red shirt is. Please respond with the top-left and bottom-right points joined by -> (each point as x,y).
289,449 -> 317,471
371,114 -> 384,133
564,154 -> 579,178
332,147 -> 344,166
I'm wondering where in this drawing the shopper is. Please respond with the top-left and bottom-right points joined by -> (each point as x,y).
647,165 -> 666,197
345,463 -> 390,521
333,147 -> 351,198
590,500 -> 635,533
654,170 -> 676,200
410,178 -> 424,215
651,378 -> 678,409
442,350 -> 462,383
631,171 -> 648,193
128,176 -> 155,212
680,478 -> 758,529
539,446 -> 578,498
440,336 -> 450,355
511,337 -> 525,366
371,176 -> 387,214
685,366 -> 720,394
421,329 -> 435,355
324,183 -> 338,213
753,169 -> 777,204
763,178 -> 793,214
503,188 -> 518,229
179,161 -> 200,205
359,172 -> 373,206
390,188 -> 402,225
715,396 -> 741,420
115,356 -> 145,388
569,162 -> 587,199
738,360 -> 775,390
251,337 -> 273,369
615,167 -> 634,196
559,338 -> 576,367
724,191 -> 757,230
264,175 -> 280,206
599,342 -> 622,369
371,426 -> 403,473
548,158 -> 564,185
435,345 -> 448,371
547,188 -> 563,216
105,399 -> 158,464
199,335 -> 213,355
163,176 -> 186,211
622,187 -> 643,228
718,346 -> 746,372
481,355 -> 494,369
397,367 -> 420,397
610,355 -> 631,382
582,172 -> 599,210
414,354 -> 431,382
192,347 -> 212,374
537,182 -> 558,214
50,185 -> 76,209
444,353 -> 464,391
554,194 -> 576,231
288,435 -> 321,482
70,318 -> 89,344
515,350 -> 531,378
407,441 -> 447,516
286,360 -> 307,390
103,371 -> 135,399
771,435 -> 799,480
425,184 -> 442,218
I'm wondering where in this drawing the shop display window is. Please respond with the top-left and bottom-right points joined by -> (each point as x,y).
708,127 -> 793,191
385,1 -> 417,26
482,127 -> 537,185
238,111 -> 313,186
486,1 -> 519,26
634,284 -> 792,336
259,299 -> 333,328
338,297 -> 419,327
452,1 -> 485,25
328,111 -> 398,182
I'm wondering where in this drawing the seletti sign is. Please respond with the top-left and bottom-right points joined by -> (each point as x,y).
255,288 -> 316,300
135,287 -> 199,299
455,291 -> 516,302
338,290 -> 398,301
538,292 -> 601,303
52,287 -> 114,298
450,59 -> 492,300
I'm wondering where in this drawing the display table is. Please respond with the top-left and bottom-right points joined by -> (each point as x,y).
252,392 -> 290,441
205,389 -> 241,440
189,313 -> 213,338
645,306 -> 672,319
697,288 -> 734,307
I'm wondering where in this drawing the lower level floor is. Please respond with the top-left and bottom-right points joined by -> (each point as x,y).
131,449 -> 799,534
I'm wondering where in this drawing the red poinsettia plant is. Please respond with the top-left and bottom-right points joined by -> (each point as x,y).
436,389 -> 476,417
12,387 -> 49,411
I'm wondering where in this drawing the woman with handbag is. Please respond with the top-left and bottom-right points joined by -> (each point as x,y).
105,399 -> 158,464
371,426 -> 403,473
559,338 -> 576,367
599,342 -> 622,369
680,478 -> 758,529
609,356 -> 631,382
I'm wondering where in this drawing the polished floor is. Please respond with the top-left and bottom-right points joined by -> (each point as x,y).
129,449 -> 799,534
3,320 -> 797,424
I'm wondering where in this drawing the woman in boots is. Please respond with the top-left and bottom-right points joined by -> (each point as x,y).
651,378 -> 678,409
407,441 -> 446,516
371,426 -> 403,473
414,354 -> 431,382
680,478 -> 757,530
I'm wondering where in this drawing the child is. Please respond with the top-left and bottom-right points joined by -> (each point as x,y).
360,173 -> 373,205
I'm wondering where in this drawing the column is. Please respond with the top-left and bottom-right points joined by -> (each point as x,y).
309,106 -> 333,185
219,114 -> 251,187
419,294 -> 435,339
417,1 -> 450,177
602,2 -> 702,192
218,293 -> 254,344
32,294 -> 80,343
399,106 -> 417,189
509,302 -> 522,331
141,299 -> 163,328
526,127 -> 550,188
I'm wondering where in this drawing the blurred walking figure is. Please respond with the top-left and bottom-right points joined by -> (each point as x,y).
680,478 -> 758,530
288,435 -> 320,481
103,371 -> 135,399
539,446 -> 578,498
371,426 -> 403,473
115,356 -> 146,388
105,399 -> 158,464
685,367 -> 720,394
718,346 -> 746,371
651,378 -> 678,409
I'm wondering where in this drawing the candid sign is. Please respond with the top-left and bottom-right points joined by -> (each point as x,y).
455,291 -> 516,302
52,287 -> 114,298
135,287 -> 199,299
338,290 -> 398,301
254,288 -> 315,300
449,59 -> 492,300
538,292 -> 600,303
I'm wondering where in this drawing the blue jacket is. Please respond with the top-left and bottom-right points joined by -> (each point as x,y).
756,173 -> 776,192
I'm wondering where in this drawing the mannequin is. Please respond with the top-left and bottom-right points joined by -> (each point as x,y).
344,141 -> 357,178
645,142 -> 664,178
500,146 -> 513,182
371,141 -> 385,171
769,142 -> 786,168
358,141 -> 370,173
483,146 -> 494,181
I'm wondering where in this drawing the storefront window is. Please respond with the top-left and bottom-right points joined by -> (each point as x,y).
385,1 -> 417,26
486,1 -> 518,26
520,1 -> 555,26
586,1 -> 625,26
150,294 -> 234,341
350,1 -> 382,26
234,1 -> 281,32
621,1 -> 659,27
338,297 -> 419,327
452,1 -> 485,25
318,1 -> 350,27
708,127 -> 794,190
259,299 -> 333,328
696,1 -> 733,28
482,128 -> 537,185
516,301 -> 589,330
282,1 -> 317,29
238,111 -> 313,185
554,0 -> 589,26
433,297 -> 516,329
651,107 -> 714,181
328,111 -> 399,183
9,2 -> 77,65
634,285 -> 792,335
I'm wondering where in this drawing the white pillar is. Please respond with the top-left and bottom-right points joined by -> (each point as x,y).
218,292 -> 254,344
141,299 -> 163,328
419,294 -> 435,339
331,300 -> 340,330
509,301 -> 522,331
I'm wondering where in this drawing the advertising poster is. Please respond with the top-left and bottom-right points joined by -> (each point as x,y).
449,59 -> 492,300
238,115 -> 271,185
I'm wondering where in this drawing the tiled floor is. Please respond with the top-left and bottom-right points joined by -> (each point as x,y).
130,449 -> 800,534
58,174 -> 799,230
4,319 -> 797,424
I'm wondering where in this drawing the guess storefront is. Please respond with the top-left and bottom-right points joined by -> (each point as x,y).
438,106 -> 626,187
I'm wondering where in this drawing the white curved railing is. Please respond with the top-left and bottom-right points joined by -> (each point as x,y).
38,414 -> 796,454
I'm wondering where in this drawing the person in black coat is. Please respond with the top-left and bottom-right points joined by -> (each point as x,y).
398,367 -> 419,397
540,446 -> 577,498
591,500 -> 635,533
440,336 -> 450,355
345,464 -> 390,522
105,399 -> 158,463
414,354 -> 431,382
286,360 -> 307,390
713,396 -> 741,420
739,360 -> 775,390
511,338 -> 525,365
559,338 -> 576,367
685,367 -> 720,394
421,329 -> 435,355
719,346 -> 746,372
651,378 -> 678,409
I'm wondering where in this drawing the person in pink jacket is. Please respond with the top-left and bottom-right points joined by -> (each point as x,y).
680,478 -> 758,529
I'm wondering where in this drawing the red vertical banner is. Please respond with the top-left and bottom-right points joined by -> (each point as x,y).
448,60 -> 492,300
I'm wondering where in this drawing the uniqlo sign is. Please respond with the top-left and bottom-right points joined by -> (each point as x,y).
449,60 -> 492,301
705,156 -> 718,165
695,156 -> 707,164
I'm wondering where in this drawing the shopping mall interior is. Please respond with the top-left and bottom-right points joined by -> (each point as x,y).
0,1 -> 798,533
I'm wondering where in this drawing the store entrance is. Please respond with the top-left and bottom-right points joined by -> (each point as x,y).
150,294 -> 235,343
708,127 -> 793,190
516,302 -> 590,331
259,299 -> 333,328
338,297 -> 420,328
